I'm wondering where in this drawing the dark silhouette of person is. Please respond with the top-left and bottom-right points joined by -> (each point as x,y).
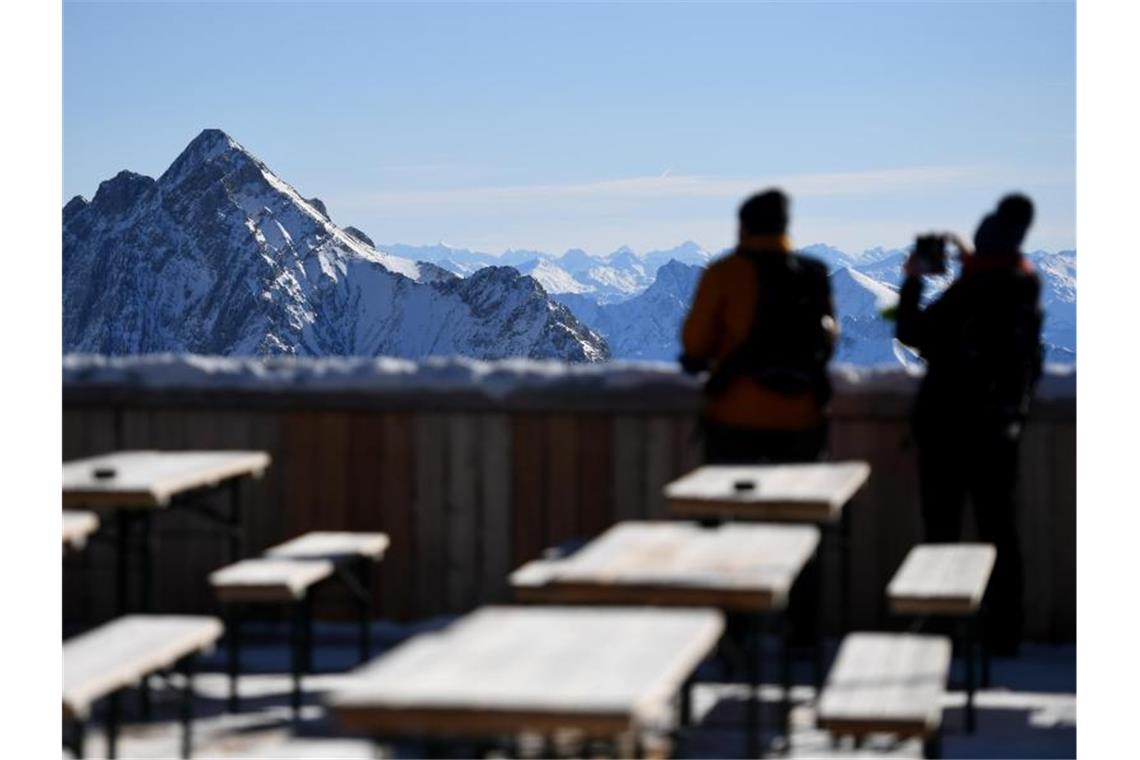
896,193 -> 1044,656
681,188 -> 838,464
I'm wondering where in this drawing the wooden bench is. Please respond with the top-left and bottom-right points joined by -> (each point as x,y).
887,543 -> 996,732
63,614 -> 223,759
209,558 -> 333,716
817,632 -> 952,759
329,606 -> 724,756
63,511 -> 99,552
209,531 -> 389,716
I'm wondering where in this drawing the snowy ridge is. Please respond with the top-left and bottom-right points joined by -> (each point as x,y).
63,129 -> 608,362
61,353 -> 1076,401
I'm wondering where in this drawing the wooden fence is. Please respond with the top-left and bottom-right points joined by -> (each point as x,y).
62,368 -> 1075,640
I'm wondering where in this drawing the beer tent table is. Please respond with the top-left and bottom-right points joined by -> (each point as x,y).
510,520 -> 820,757
330,606 -> 723,755
62,450 -> 271,615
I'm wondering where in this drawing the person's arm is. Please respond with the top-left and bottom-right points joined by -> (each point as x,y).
813,261 -> 839,359
679,267 -> 723,372
894,273 -> 927,350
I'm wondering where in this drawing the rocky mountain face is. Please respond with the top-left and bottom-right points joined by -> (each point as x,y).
554,260 -> 703,361
63,130 -> 608,361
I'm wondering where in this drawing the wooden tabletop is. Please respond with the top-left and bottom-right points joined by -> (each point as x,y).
888,543 -> 997,616
62,450 -> 271,508
511,521 -> 819,612
664,461 -> 871,524
329,605 -> 724,738
817,632 -> 951,738
62,511 -> 99,550
63,615 -> 224,719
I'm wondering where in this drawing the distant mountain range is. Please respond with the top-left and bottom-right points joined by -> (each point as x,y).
379,240 -> 1077,364
63,129 -> 1076,367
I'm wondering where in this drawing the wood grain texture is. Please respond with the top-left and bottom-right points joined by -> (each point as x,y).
62,450 -> 271,508
413,414 -> 448,618
511,415 -> 546,568
329,606 -> 723,738
64,615 -> 223,719
515,519 -> 820,615
887,543 -> 996,616
664,461 -> 871,524
447,414 -> 480,612
511,521 -> 820,612
479,414 -> 512,604
817,632 -> 951,737
612,416 -> 647,521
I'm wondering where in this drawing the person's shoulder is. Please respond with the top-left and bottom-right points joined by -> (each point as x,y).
703,250 -> 748,278
791,252 -> 829,279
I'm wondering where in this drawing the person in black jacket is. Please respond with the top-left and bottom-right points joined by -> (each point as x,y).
896,194 -> 1044,656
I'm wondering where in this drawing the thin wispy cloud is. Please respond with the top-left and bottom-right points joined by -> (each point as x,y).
356,164 -> 989,208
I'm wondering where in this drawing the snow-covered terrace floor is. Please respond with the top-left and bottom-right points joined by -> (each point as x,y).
62,620 -> 1076,760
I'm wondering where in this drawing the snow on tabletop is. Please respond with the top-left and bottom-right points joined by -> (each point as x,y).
62,354 -> 1075,401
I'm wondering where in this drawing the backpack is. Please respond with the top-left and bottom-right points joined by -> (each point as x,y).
706,251 -> 833,404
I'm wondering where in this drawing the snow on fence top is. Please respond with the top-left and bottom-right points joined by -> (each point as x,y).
62,354 -> 1075,403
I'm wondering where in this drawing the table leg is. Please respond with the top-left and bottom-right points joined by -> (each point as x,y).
965,617 -> 978,733
358,557 -> 372,662
178,655 -> 196,760
225,604 -> 242,713
839,509 -> 852,635
106,688 -> 122,760
746,614 -> 763,759
138,512 -> 156,720
227,479 -> 244,565
114,511 -> 131,617
780,612 -> 792,746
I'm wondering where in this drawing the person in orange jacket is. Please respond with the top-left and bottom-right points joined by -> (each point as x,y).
681,188 -> 838,464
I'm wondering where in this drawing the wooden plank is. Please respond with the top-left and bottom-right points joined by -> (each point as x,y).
284,411 -> 322,539
511,415 -> 546,567
209,558 -> 334,603
887,544 -> 996,616
379,413 -> 416,620
317,412 -> 352,531
479,414 -> 512,604
577,415 -> 613,538
817,632 -> 951,737
62,450 -> 272,508
265,531 -> 390,561
413,414 -> 448,618
329,606 -> 724,738
611,416 -> 647,520
447,414 -> 480,612
64,615 -> 224,719
644,417 -> 674,520
664,461 -> 871,524
545,415 -> 580,547
511,521 -> 819,612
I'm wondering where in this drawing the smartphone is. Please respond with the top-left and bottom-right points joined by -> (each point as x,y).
911,234 -> 948,276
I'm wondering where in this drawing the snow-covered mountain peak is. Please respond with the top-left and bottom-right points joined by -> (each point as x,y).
830,266 -> 899,312
63,130 -> 607,361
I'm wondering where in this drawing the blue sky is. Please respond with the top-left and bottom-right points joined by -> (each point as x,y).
64,1 -> 1075,255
